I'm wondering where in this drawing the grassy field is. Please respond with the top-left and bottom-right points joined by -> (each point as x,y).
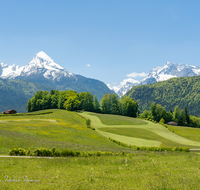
79,112 -> 200,148
2,109 -> 200,189
1,152 -> 200,189
0,110 -> 134,155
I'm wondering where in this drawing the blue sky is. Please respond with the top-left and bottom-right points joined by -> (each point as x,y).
1,0 -> 200,87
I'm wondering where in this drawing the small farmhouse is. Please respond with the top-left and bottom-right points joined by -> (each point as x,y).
3,109 -> 17,114
167,121 -> 178,126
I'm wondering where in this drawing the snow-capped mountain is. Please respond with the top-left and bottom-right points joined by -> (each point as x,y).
0,51 -> 114,100
0,51 -> 75,81
109,61 -> 200,96
140,61 -> 200,85
108,78 -> 139,97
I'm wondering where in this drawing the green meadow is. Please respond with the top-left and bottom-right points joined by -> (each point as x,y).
79,111 -> 200,148
0,110 -> 134,155
1,109 -> 200,189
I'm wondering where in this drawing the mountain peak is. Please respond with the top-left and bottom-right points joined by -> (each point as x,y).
35,51 -> 53,62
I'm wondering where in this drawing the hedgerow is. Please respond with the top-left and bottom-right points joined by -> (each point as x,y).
108,138 -> 190,152
8,148 -> 126,157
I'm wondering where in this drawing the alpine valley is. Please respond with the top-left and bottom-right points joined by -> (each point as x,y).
0,51 -> 114,112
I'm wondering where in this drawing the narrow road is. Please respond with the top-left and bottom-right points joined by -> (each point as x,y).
0,155 -> 54,159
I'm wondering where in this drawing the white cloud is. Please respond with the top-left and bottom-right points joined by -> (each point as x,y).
119,78 -> 139,86
126,72 -> 148,78
86,64 -> 91,67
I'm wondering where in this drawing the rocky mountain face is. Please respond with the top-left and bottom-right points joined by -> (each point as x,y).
0,51 -> 114,100
110,62 -> 200,96
140,61 -> 200,85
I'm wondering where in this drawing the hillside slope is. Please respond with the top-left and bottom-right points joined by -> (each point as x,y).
0,109 -> 132,154
0,79 -> 52,113
125,75 -> 200,117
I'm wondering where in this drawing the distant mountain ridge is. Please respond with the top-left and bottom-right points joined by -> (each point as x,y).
0,51 -> 114,101
109,62 -> 200,96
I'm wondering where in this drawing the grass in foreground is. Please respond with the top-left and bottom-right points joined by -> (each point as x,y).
0,152 -> 200,189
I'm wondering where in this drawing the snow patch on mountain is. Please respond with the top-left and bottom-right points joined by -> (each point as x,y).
108,78 -> 139,97
0,63 -> 24,79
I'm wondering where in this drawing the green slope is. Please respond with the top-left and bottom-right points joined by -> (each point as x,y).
0,78 -> 52,113
125,75 -> 200,117
0,109 -> 133,155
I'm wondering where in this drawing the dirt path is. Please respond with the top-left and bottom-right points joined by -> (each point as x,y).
0,155 -> 54,159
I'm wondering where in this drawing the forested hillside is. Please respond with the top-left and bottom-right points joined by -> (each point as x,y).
125,75 -> 200,117
0,79 -> 51,113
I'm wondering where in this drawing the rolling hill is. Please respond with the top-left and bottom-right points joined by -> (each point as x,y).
125,75 -> 200,116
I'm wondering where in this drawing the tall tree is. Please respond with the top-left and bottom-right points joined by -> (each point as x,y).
173,106 -> 180,123
101,93 -> 109,113
63,91 -> 80,111
93,95 -> 101,112
120,97 -> 138,117
111,94 -> 120,115
185,106 -> 190,125
83,92 -> 94,111
150,102 -> 156,120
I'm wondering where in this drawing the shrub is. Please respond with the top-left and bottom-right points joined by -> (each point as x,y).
33,148 -> 53,156
86,119 -> 91,126
159,118 -> 165,124
8,148 -> 26,156
26,148 -> 31,156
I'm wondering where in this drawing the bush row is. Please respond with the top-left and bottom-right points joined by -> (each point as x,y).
108,138 -> 190,152
8,148 -> 124,157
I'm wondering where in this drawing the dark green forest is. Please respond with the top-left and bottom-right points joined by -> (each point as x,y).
125,75 -> 200,117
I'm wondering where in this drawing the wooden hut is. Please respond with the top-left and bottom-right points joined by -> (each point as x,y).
3,109 -> 17,114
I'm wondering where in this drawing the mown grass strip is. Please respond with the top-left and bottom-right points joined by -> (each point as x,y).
88,112 -> 148,125
80,112 -> 200,148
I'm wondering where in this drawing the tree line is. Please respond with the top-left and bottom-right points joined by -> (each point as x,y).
140,102 -> 200,128
27,90 -> 139,117
27,90 -> 200,128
